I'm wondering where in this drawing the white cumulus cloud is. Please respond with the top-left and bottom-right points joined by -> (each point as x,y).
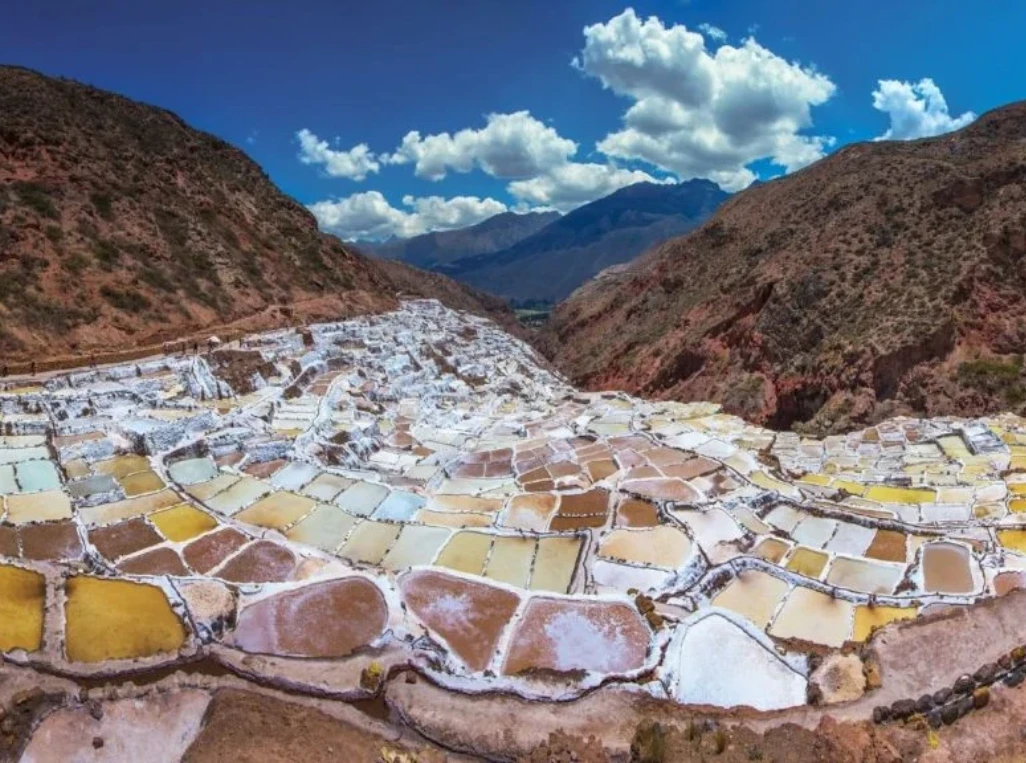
509,163 -> 664,210
307,191 -> 507,241
871,78 -> 975,141
296,128 -> 380,181
697,23 -> 727,41
573,8 -> 836,190
383,111 -> 578,181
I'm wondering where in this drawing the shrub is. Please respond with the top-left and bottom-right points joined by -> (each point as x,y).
13,181 -> 58,219
100,285 -> 150,313
90,192 -> 114,221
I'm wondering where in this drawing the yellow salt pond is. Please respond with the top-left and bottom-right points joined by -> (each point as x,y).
0,564 -> 46,653
150,504 -> 218,542
64,577 -> 187,662
785,546 -> 828,578
852,605 -> 918,642
998,529 -> 1026,553
119,470 -> 166,496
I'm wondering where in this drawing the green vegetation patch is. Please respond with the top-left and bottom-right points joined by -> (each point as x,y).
12,181 -> 58,219
958,355 -> 1026,404
100,286 -> 151,313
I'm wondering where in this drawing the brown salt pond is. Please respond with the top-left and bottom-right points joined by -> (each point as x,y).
216,541 -> 297,583
503,598 -> 651,676
89,518 -> 163,561
19,520 -> 83,561
922,541 -> 976,594
118,547 -> 191,576
183,528 -> 250,573
401,569 -> 520,671
234,577 -> 388,658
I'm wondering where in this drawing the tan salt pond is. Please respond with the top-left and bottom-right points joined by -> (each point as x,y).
184,474 -> 240,502
752,537 -> 791,563
435,531 -> 492,575
501,493 -> 558,531
381,525 -> 452,571
598,526 -> 691,568
205,477 -> 272,515
416,509 -> 494,529
922,542 -> 976,594
235,492 -> 316,530
712,571 -> 789,629
825,556 -> 903,594
484,536 -> 536,588
769,587 -> 853,647
4,490 -> 73,523
286,505 -> 357,553
529,536 -> 582,593
338,521 -> 401,565
79,490 -> 180,525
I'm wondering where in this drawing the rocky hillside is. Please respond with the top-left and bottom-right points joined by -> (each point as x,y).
0,66 -> 510,364
444,180 -> 729,303
545,102 -> 1026,433
357,210 -> 559,268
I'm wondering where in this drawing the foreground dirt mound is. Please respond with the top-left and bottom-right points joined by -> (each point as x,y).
0,66 -> 511,366
545,101 -> 1026,434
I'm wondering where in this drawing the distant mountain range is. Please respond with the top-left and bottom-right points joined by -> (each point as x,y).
358,210 -> 559,269
356,180 -> 730,304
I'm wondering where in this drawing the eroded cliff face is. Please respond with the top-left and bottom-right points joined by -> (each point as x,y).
544,101 -> 1026,434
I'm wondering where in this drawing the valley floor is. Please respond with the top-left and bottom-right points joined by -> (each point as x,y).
5,300 -> 1026,761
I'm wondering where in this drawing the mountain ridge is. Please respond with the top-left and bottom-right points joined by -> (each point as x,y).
441,179 -> 730,302
544,101 -> 1026,433
0,66 -> 513,363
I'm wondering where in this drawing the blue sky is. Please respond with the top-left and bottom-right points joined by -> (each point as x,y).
3,1 -> 1023,240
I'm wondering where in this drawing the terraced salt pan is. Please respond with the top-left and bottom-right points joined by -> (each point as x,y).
670,611 -> 807,710
769,587 -> 853,647
286,505 -> 357,553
